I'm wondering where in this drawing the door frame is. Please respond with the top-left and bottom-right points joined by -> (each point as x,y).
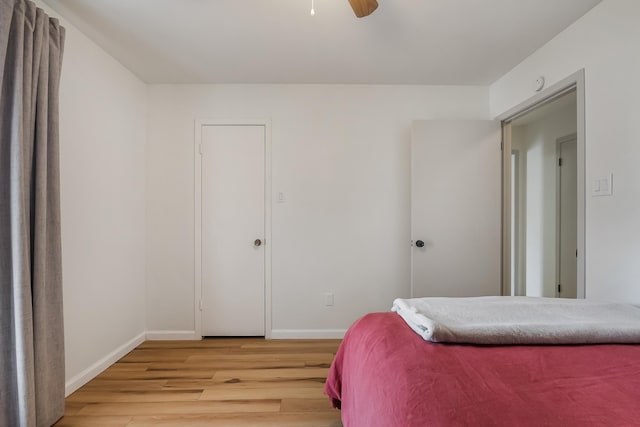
556,133 -> 578,297
194,118 -> 272,339
497,69 -> 586,298
510,149 -> 523,296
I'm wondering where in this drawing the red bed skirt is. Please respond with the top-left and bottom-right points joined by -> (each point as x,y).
325,312 -> 640,427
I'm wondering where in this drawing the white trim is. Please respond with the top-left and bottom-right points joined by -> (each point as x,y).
64,332 -> 145,397
194,118 -> 273,339
270,329 -> 347,339
496,71 -> 582,122
511,149 -> 521,296
264,122 -> 273,339
145,330 -> 200,340
501,122 -> 512,296
194,120 -> 203,339
575,73 -> 586,299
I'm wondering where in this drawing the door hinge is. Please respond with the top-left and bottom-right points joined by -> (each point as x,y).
557,284 -> 562,294
559,158 -> 563,167
500,141 -> 503,151
199,299 -> 203,311
199,144 -> 203,155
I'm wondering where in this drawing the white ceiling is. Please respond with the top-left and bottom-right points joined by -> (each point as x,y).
43,0 -> 601,85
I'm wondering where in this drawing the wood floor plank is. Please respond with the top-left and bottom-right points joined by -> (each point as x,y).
186,352 -> 335,363
77,400 -> 281,416
241,340 -> 341,349
281,398 -> 337,413
119,350 -> 200,363
104,363 -> 151,372
126,412 -> 342,427
53,415 -> 133,426
81,380 -> 168,391
67,390 -> 203,403
55,338 -> 343,427
228,346 -> 339,354
212,367 -> 329,382
200,385 -> 326,400
138,339 -> 257,349
96,370 -> 215,380
62,402 -> 87,416
162,379 -> 326,391
148,360 -> 307,370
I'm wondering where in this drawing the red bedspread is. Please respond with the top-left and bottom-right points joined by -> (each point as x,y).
325,312 -> 640,427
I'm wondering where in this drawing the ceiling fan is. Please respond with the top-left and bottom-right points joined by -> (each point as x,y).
348,0 -> 379,18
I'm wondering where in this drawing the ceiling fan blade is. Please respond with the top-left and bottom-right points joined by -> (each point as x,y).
348,0 -> 379,18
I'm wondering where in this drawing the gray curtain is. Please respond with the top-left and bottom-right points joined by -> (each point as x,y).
0,0 -> 66,426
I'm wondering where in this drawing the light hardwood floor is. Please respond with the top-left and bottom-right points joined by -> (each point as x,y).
55,338 -> 343,427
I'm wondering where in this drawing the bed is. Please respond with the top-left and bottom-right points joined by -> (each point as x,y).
325,303 -> 640,427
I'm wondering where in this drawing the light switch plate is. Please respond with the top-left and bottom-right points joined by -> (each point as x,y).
592,174 -> 613,197
324,293 -> 334,307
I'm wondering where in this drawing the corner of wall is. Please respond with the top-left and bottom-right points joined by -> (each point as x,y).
65,332 -> 145,397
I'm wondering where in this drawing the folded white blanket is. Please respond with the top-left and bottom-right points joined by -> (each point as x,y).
391,296 -> 640,345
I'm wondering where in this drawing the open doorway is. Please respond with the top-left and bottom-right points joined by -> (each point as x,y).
500,71 -> 585,299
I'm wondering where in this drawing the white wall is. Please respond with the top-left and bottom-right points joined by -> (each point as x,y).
513,105 -> 577,297
146,85 -> 489,336
38,2 -> 149,393
491,0 -> 640,304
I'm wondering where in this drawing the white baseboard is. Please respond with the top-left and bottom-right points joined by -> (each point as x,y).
270,329 -> 346,339
145,330 -> 200,340
65,331 -> 146,397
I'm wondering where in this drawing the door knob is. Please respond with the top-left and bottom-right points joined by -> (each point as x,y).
254,239 -> 262,247
415,240 -> 425,248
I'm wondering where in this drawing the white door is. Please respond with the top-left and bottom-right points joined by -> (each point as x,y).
411,120 -> 502,297
557,137 -> 577,298
201,125 -> 265,336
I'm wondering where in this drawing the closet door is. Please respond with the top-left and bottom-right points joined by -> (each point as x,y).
201,125 -> 265,336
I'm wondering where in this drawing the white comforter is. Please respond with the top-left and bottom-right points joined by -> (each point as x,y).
391,296 -> 640,345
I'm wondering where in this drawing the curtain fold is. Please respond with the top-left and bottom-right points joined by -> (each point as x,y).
0,0 -> 66,426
